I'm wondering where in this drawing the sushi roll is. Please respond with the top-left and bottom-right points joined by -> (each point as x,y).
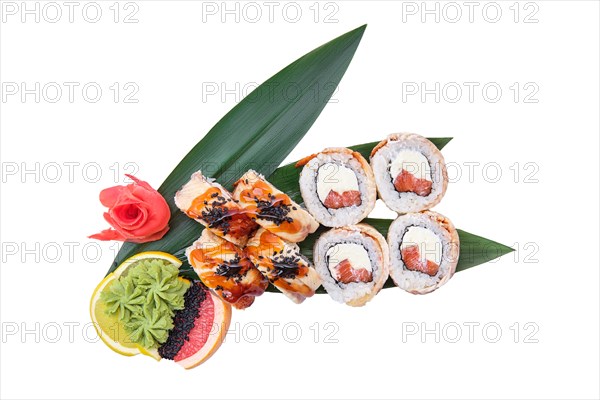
246,228 -> 321,304
186,229 -> 268,309
297,147 -> 377,227
387,211 -> 459,294
313,224 -> 389,307
370,133 -> 448,213
175,171 -> 257,247
232,170 -> 319,243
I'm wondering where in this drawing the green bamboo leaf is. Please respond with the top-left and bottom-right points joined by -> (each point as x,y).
268,137 -> 452,205
107,25 -> 368,275
453,230 -> 515,272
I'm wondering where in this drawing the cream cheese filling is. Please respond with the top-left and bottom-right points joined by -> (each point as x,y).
316,163 -> 359,203
390,150 -> 432,181
326,243 -> 372,279
401,226 -> 442,265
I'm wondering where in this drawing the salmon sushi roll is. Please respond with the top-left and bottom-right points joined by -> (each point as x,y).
297,147 -> 377,227
245,228 -> 321,304
186,229 -> 268,309
387,211 -> 459,294
313,224 -> 389,307
175,171 -> 258,247
232,170 -> 319,243
370,133 -> 448,213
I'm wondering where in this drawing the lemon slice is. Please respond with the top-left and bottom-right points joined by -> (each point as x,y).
89,251 -> 182,359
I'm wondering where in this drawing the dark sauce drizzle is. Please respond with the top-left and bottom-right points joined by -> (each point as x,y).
254,193 -> 293,225
201,197 -> 233,234
271,255 -> 301,279
214,256 -> 244,282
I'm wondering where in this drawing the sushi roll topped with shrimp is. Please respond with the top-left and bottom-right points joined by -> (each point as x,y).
186,229 -> 268,309
297,147 -> 377,227
175,171 -> 257,247
233,170 -> 319,243
245,228 -> 321,304
370,133 -> 448,213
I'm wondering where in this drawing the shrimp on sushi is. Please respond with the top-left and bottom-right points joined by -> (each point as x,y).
245,228 -> 321,304
186,229 -> 268,309
232,170 -> 319,243
175,171 -> 257,247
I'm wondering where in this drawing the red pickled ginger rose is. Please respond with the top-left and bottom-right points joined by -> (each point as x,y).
89,175 -> 170,243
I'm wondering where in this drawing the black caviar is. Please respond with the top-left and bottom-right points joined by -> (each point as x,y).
158,282 -> 206,360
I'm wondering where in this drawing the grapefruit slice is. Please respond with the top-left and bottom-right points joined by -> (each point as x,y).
156,282 -> 231,369
90,251 -> 182,359
177,289 -> 231,369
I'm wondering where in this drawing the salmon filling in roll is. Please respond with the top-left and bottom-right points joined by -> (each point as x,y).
400,226 -> 442,276
326,243 -> 373,284
390,150 -> 433,196
317,163 -> 362,209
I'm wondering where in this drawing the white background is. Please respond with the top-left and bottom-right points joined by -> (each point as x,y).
1,1 -> 599,399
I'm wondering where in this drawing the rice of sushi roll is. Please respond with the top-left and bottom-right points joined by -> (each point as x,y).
175,171 -> 257,247
387,211 -> 459,294
297,147 -> 377,227
233,170 -> 319,243
245,228 -> 321,304
370,133 -> 448,213
313,224 -> 389,307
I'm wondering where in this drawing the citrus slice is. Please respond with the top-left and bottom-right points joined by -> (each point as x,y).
89,251 -> 182,359
173,284 -> 232,369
